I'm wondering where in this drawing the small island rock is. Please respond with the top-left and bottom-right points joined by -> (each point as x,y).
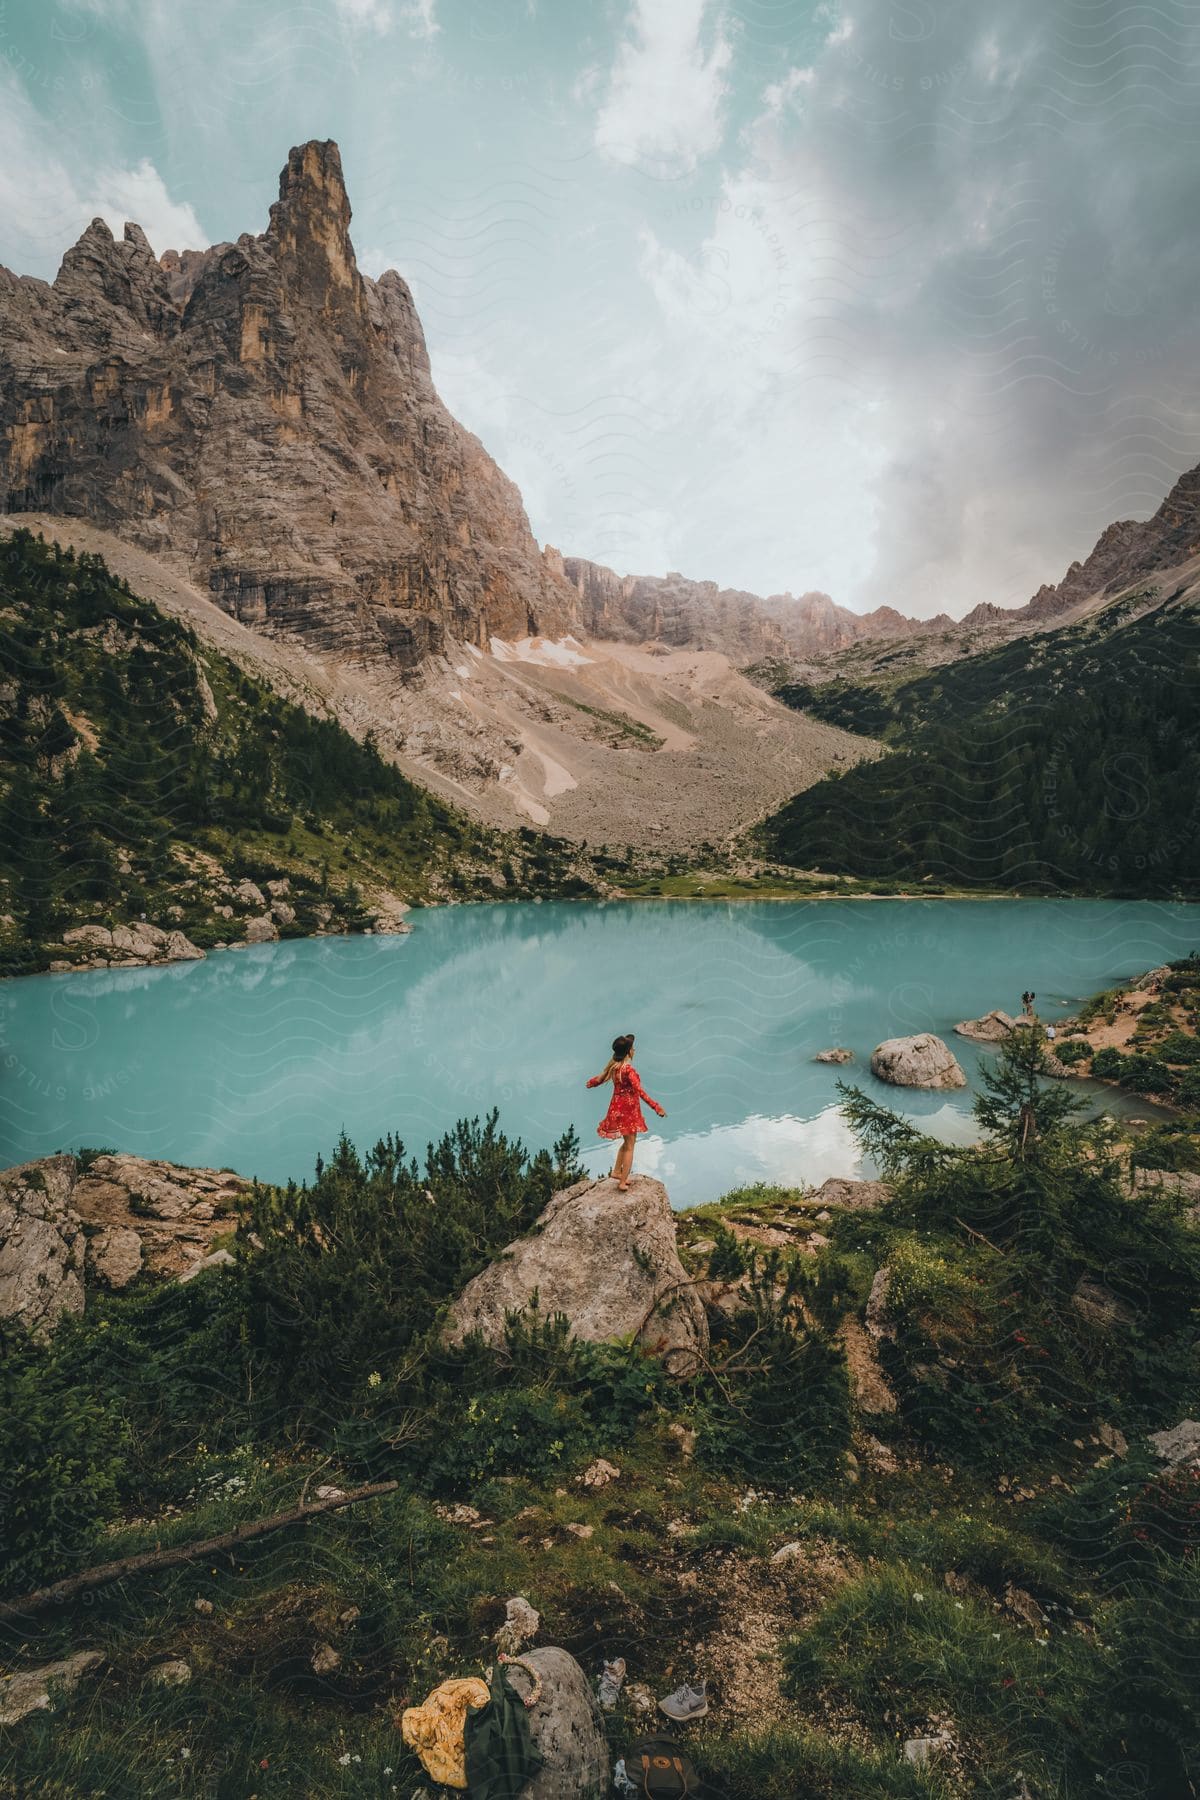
870,1034 -> 967,1090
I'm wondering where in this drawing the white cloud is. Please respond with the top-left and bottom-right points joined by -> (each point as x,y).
333,0 -> 438,37
87,158 -> 205,255
593,0 -> 733,175
0,71 -> 204,274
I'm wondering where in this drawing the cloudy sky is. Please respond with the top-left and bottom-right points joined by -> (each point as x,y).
3,0 -> 1199,617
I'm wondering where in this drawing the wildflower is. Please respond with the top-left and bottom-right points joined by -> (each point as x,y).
180,1748 -> 192,1760
338,1752 -> 351,1766
383,1770 -> 393,1777
260,1758 -> 270,1770
912,1591 -> 925,1602
367,1371 -> 382,1388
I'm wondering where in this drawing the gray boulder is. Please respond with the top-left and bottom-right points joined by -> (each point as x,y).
86,1224 -> 144,1290
810,1177 -> 892,1212
0,1651 -> 103,1726
870,1034 -> 967,1090
506,1647 -> 609,1800
0,1156 -> 85,1337
444,1175 -> 708,1374
1148,1419 -> 1200,1471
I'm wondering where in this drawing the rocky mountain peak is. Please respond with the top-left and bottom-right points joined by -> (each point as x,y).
266,138 -> 358,298
1,138 -> 577,668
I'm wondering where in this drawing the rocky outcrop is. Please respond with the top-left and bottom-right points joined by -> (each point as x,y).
444,1175 -> 708,1373
0,1156 -> 86,1337
53,920 -> 204,972
0,1152 -> 249,1332
0,1651 -> 104,1727
814,1047 -> 854,1064
507,1648 -> 609,1800
810,1177 -> 891,1212
0,140 -> 578,676
955,1010 -> 1028,1042
870,1034 -> 967,1090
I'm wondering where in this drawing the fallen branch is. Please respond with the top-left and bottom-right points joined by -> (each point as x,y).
953,1216 -> 1007,1255
0,1479 -> 399,1624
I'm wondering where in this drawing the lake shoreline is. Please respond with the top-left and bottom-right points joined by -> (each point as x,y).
17,888 -> 1196,984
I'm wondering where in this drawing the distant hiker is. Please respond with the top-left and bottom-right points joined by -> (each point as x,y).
587,1032 -> 666,1191
1021,991 -> 1036,1018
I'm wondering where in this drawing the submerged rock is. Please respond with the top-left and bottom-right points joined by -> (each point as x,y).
870,1034 -> 967,1090
444,1175 -> 708,1374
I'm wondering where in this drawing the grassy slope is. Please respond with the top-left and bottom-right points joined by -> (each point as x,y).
756,587 -> 1200,896
0,530 -> 600,974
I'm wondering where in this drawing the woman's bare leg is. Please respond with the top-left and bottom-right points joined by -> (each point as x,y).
616,1134 -> 636,1189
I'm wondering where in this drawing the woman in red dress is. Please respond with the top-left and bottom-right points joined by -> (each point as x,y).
586,1032 -> 666,1191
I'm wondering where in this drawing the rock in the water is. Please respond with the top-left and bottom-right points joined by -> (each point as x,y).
0,1651 -> 103,1726
1148,1419 -> 1200,1470
810,1177 -> 892,1212
505,1647 -> 609,1800
444,1176 -> 708,1373
870,1034 -> 967,1090
0,1156 -> 86,1336
813,1047 -> 854,1063
954,1010 -> 1026,1042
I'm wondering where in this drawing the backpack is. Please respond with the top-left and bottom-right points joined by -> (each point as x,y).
622,1736 -> 704,1798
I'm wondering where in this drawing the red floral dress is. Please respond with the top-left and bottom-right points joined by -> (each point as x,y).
587,1062 -> 665,1139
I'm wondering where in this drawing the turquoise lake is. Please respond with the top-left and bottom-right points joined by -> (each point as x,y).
3,899 -> 1196,1208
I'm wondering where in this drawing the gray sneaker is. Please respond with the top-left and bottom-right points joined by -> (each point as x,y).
658,1680 -> 708,1722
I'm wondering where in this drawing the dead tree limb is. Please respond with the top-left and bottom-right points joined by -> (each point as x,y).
0,1479 -> 399,1624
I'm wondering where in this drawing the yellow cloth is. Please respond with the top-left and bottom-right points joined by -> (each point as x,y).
400,1676 -> 490,1789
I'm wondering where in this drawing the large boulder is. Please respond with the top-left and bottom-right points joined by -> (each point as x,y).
444,1175 -> 708,1373
870,1034 -> 967,1090
506,1647 -> 609,1800
0,1156 -> 86,1337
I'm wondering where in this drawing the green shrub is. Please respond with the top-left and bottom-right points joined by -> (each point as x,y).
1054,1038 -> 1091,1065
1091,1046 -> 1126,1079
0,1326 -> 130,1586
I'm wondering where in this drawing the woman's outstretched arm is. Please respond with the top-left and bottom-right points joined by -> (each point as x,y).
627,1068 -> 665,1115
585,1072 -> 606,1088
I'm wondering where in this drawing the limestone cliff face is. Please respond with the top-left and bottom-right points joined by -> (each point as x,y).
560,555 -> 936,660
0,140 -> 577,671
